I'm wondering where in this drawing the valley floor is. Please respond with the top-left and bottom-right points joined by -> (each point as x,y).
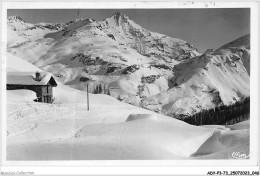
6,86 -> 249,160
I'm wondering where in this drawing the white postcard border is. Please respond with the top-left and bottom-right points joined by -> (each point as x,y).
1,0 -> 259,175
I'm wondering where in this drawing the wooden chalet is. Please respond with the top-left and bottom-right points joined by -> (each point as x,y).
7,72 -> 57,103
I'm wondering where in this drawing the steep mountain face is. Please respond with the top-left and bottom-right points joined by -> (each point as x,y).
7,13 -> 250,117
141,35 -> 250,117
7,12 -> 199,106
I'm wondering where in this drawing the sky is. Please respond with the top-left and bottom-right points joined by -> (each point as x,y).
7,9 -> 250,52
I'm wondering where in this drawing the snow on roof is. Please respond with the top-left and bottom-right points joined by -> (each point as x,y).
7,72 -> 57,86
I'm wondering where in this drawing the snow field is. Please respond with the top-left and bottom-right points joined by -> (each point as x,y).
6,86 -> 249,160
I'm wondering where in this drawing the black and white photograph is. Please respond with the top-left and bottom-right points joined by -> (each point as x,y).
1,1 -> 259,175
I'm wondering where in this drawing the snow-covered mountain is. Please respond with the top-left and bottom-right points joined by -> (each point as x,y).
141,34 -> 250,117
7,16 -> 66,47
7,13 -> 250,117
7,12 -> 199,105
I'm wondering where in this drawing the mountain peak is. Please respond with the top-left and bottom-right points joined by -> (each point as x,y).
113,11 -> 124,17
8,16 -> 25,23
112,11 -> 129,21
110,11 -> 129,25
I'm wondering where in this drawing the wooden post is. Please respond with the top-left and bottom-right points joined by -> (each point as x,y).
87,85 -> 89,111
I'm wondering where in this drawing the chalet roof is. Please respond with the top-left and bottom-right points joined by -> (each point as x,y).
7,72 -> 57,86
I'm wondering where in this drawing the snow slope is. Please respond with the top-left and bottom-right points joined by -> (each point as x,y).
6,84 -> 249,160
6,53 -> 42,72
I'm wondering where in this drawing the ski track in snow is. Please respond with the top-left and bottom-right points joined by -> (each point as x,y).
7,123 -> 38,137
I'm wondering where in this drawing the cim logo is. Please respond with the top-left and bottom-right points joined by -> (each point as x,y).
231,152 -> 250,159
